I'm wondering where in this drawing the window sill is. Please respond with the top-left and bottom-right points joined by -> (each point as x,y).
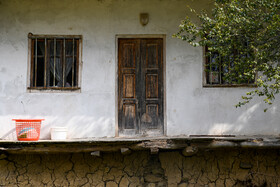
27,87 -> 81,93
203,84 -> 257,88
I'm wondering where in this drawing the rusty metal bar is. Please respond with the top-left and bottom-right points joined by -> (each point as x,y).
54,38 -> 56,87
44,38 -> 47,87
76,40 -> 79,87
63,38 -> 65,87
35,38 -> 38,87
72,39 -> 75,87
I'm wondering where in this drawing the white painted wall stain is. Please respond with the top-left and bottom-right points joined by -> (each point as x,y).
0,0 -> 279,140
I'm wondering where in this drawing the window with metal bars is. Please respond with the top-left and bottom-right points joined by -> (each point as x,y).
204,46 -> 256,86
28,33 -> 81,90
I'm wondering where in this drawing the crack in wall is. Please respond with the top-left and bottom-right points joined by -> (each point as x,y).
0,149 -> 279,186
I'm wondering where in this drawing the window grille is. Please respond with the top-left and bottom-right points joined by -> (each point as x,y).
28,33 -> 81,90
204,46 -> 256,86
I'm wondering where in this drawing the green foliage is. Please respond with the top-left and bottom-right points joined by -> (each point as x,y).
174,0 -> 280,107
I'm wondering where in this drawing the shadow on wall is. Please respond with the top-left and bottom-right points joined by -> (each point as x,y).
1,127 -> 16,140
3,116 -> 114,140
206,98 -> 280,135
2,95 -> 280,140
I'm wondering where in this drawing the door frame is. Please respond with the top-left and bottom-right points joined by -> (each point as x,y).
115,34 -> 166,137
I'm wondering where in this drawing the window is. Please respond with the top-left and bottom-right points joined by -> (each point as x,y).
28,33 -> 82,90
204,46 -> 256,86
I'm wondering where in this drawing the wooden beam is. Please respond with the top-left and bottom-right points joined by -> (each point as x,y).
150,147 -> 159,154
91,151 -> 101,157
0,136 -> 279,154
121,148 -> 132,155
182,146 -> 198,157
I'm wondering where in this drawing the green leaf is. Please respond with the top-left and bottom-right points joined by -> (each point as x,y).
175,0 -> 280,110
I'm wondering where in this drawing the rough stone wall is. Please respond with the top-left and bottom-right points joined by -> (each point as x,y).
0,149 -> 279,186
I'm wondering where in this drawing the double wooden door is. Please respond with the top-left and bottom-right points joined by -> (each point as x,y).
118,38 -> 164,136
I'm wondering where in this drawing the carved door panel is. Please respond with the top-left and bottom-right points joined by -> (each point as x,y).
118,38 -> 163,136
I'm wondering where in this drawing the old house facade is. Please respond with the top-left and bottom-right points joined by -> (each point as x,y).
1,0 -> 279,139
0,0 -> 280,186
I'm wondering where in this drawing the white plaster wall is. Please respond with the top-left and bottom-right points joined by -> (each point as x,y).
0,0 -> 279,140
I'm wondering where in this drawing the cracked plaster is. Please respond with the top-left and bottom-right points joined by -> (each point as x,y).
0,149 -> 279,186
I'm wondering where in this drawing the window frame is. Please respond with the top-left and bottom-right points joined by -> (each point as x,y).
202,46 -> 257,88
27,33 -> 82,92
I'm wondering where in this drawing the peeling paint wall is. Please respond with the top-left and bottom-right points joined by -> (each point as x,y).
0,149 -> 280,186
0,0 -> 280,139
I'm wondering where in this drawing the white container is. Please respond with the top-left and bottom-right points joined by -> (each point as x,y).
51,127 -> 68,140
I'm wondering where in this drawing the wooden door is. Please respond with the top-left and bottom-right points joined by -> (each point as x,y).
118,38 -> 164,136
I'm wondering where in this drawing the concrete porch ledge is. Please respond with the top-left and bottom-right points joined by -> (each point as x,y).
0,135 -> 280,154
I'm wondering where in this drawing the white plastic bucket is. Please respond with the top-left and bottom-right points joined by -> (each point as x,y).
51,127 -> 68,140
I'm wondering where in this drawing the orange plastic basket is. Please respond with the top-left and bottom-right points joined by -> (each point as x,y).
13,119 -> 44,141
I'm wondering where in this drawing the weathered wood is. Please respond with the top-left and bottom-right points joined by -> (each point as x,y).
1,136 -> 280,154
182,146 -> 198,157
28,33 -> 82,39
118,38 -> 164,136
137,140 -> 171,149
118,39 -> 139,135
150,147 -> 159,154
91,151 -> 101,157
121,148 -> 132,155
0,147 -> 22,151
140,39 -> 163,135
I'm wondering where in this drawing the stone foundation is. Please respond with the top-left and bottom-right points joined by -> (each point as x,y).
0,149 -> 279,186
